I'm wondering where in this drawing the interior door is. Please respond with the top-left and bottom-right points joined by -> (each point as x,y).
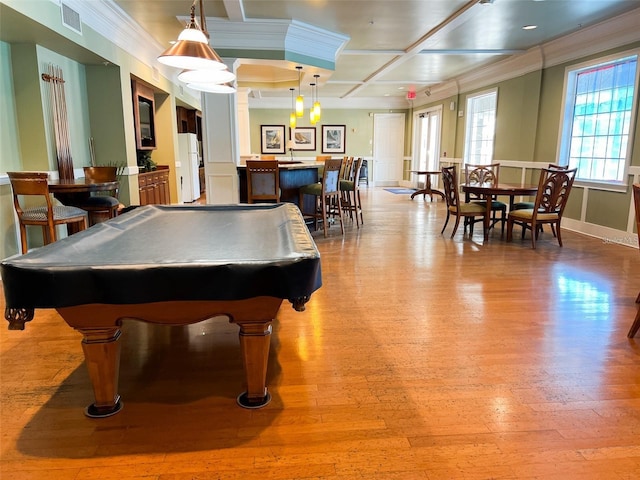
373,113 -> 405,186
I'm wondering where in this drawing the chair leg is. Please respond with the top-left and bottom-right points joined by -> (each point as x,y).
19,224 -> 28,254
450,216 -> 461,238
356,190 -> 363,225
555,222 -> 563,247
441,211 -> 450,234
531,221 -> 537,249
506,218 -> 513,242
627,306 -> 640,338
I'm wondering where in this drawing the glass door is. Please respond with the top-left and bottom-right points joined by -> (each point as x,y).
415,109 -> 441,172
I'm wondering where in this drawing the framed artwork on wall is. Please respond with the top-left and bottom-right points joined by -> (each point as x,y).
290,127 -> 316,151
261,125 -> 286,154
322,125 -> 346,154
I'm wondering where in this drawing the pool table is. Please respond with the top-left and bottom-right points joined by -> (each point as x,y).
2,204 -> 322,417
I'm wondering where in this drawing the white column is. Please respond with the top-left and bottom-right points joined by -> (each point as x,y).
236,87 -> 251,157
201,60 -> 241,205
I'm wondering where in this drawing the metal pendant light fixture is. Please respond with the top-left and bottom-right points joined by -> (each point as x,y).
157,0 -> 226,71
295,66 -> 304,117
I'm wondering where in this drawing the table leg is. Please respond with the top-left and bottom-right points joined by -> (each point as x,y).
410,173 -> 445,201
235,321 -> 273,408
484,196 -> 491,241
79,327 -> 123,418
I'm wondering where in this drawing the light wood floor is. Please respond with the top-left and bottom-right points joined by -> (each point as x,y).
2,187 -> 640,479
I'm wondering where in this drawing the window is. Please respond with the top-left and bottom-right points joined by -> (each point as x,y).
464,89 -> 497,165
559,52 -> 638,184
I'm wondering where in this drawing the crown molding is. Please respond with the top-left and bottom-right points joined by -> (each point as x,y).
413,6 -> 640,104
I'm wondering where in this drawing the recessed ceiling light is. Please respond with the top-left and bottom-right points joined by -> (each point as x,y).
522,25 -> 537,30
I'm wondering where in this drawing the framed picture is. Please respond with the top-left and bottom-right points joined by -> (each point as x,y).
261,125 -> 286,154
290,127 -> 316,151
322,125 -> 346,154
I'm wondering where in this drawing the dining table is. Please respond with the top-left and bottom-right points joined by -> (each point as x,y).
48,176 -> 120,233
462,182 -> 538,241
409,170 -> 445,201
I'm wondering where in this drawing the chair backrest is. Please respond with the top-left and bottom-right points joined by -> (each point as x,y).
633,183 -> 640,250
532,167 -> 577,216
316,155 -> 331,162
352,157 -> 364,185
7,172 -> 53,218
322,158 -> 343,195
246,160 -> 280,203
260,155 -> 276,160
441,166 -> 461,208
465,163 -> 499,186
341,156 -> 354,180
83,166 -> 119,198
548,163 -> 569,170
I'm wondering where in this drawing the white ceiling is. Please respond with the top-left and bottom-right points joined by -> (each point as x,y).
2,0 -> 639,108
109,0 -> 639,106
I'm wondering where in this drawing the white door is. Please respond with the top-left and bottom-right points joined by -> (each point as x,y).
373,113 -> 405,186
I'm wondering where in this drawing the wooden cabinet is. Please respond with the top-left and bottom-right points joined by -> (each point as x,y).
138,166 -> 170,205
132,80 -> 157,150
176,106 -> 202,141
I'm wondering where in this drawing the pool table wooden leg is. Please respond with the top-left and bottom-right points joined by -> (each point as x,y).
235,321 -> 273,408
79,327 -> 123,418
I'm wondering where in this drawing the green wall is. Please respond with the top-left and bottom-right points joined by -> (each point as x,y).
249,108 -> 408,158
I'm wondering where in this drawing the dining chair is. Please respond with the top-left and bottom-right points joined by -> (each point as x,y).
627,183 -> 640,338
260,155 -> 276,160
441,165 -> 487,238
76,166 -> 120,226
464,163 -> 507,235
8,171 -> 89,254
340,157 -> 364,227
512,163 -> 569,213
315,155 -> 331,162
246,160 -> 280,203
506,167 -> 577,248
299,157 -> 344,237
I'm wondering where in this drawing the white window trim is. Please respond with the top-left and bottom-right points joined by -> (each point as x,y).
556,47 -> 640,190
463,87 -> 498,166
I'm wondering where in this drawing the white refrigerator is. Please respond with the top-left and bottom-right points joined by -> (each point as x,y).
177,133 -> 201,203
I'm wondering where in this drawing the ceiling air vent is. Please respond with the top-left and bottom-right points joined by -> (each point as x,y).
61,2 -> 82,35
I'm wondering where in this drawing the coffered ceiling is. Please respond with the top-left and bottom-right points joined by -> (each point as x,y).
109,0 -> 640,106
2,0 -> 639,108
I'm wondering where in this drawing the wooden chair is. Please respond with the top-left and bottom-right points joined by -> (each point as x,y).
340,157 -> 364,227
512,163 -> 569,213
299,158 -> 344,237
506,167 -> 577,248
246,160 -> 280,203
8,171 -> 88,254
441,165 -> 486,238
464,163 -> 507,235
77,166 -> 120,226
315,155 -> 331,162
627,183 -> 640,338
260,155 -> 276,160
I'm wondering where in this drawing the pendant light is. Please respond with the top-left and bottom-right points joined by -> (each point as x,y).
289,88 -> 297,129
295,66 -> 304,117
157,0 -> 226,71
309,81 -> 317,125
313,74 -> 322,122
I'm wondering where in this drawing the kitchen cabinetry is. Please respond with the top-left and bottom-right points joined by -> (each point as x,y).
138,166 -> 170,205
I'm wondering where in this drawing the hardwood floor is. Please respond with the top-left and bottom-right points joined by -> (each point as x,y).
2,187 -> 640,479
